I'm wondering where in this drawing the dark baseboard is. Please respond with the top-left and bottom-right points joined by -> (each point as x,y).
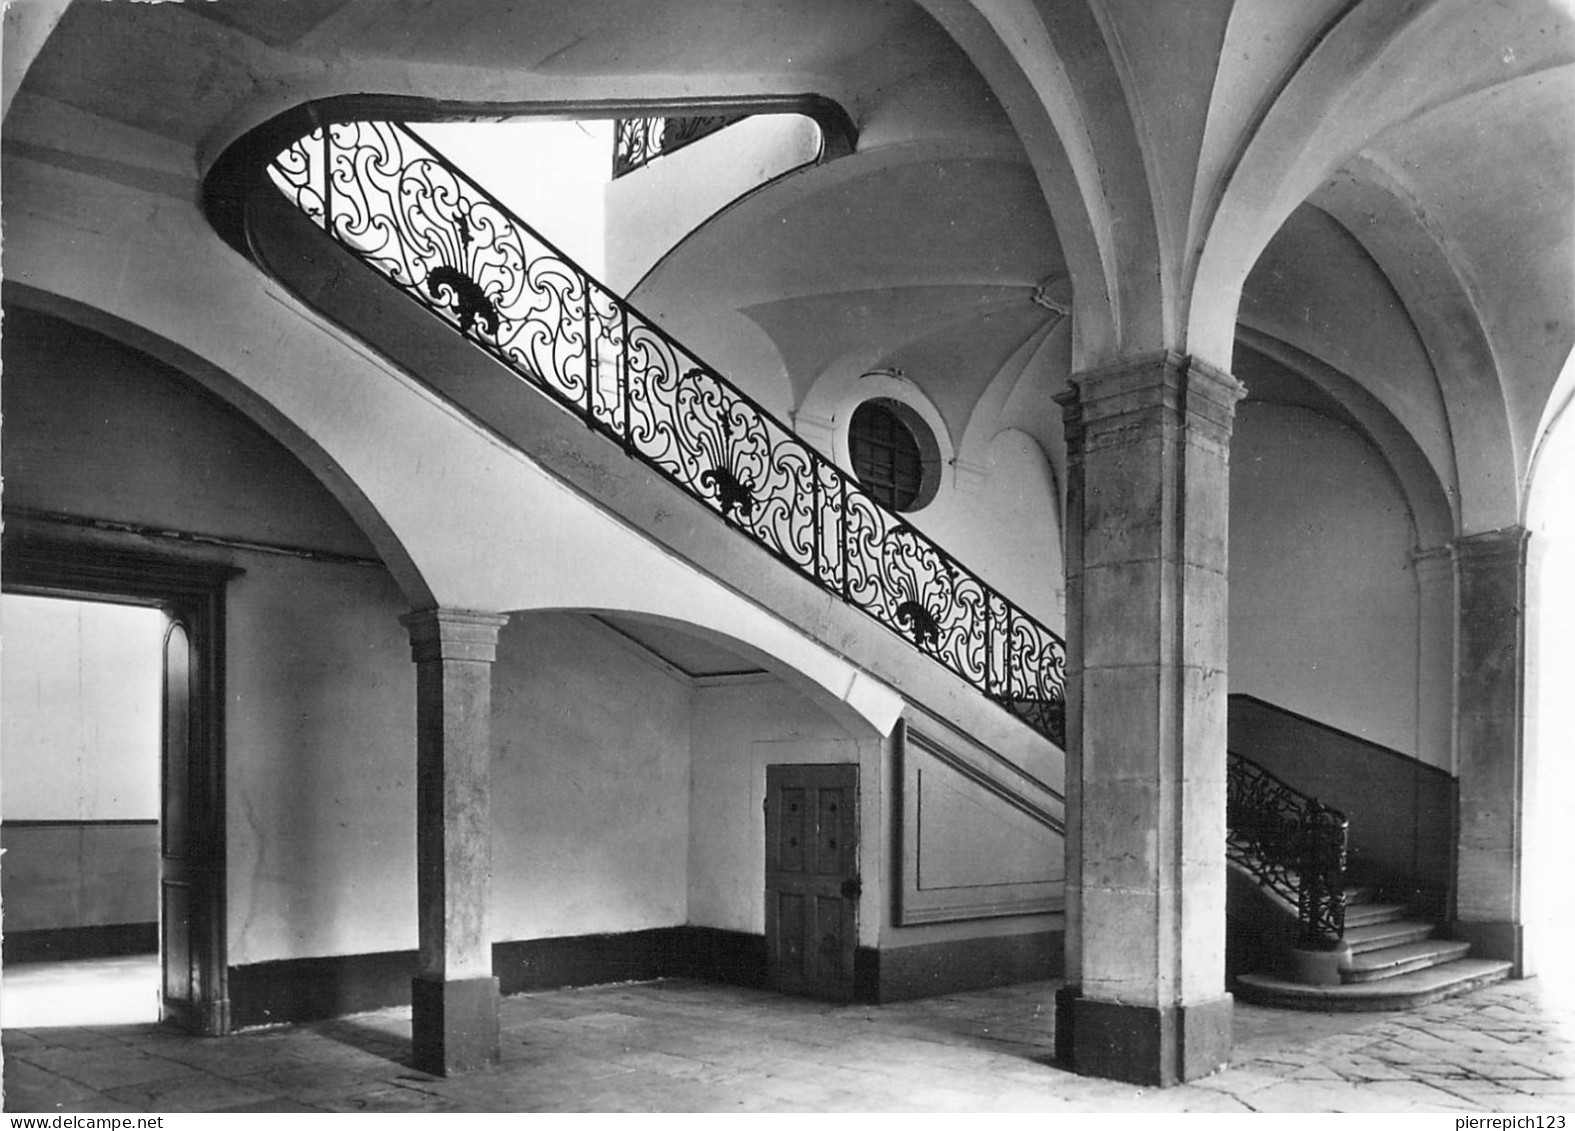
229,926 -> 773,1028
870,929 -> 1063,1003
3,922 -> 158,964
227,925 -> 1059,1027
660,925 -> 769,989
493,926 -> 766,994
229,949 -> 420,1029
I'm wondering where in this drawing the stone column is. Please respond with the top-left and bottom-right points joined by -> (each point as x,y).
1413,547 -> 1458,771
1451,527 -> 1529,972
1053,351 -> 1243,1087
402,608 -> 509,1075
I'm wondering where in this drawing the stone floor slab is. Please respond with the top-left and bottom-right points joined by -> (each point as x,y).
4,974 -> 1574,1112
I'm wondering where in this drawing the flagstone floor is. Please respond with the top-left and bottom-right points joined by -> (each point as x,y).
4,970 -> 1574,1113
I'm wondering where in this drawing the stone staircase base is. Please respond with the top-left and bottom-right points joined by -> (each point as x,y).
1233,882 -> 1513,1011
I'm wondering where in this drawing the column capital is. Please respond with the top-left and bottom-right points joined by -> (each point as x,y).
1452,525 -> 1530,566
1411,544 -> 1457,581
401,608 -> 510,664
1060,350 -> 1246,448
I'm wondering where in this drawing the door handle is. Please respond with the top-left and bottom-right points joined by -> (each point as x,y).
840,876 -> 862,899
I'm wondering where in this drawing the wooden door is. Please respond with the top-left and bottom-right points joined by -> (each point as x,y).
765,763 -> 859,1000
161,613 -> 227,1034
159,618 -> 203,1030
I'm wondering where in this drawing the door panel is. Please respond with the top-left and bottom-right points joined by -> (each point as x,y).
765,764 -> 858,1000
161,619 -> 205,1029
162,881 -> 192,1004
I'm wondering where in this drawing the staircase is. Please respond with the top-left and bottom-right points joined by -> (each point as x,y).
242,115 -> 1508,1013
250,117 -> 1067,749
1235,879 -> 1511,1011
1228,751 -> 1512,1011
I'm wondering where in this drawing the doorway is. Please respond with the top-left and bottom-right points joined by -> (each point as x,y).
2,539 -> 234,1034
1,594 -> 164,1026
764,763 -> 859,1001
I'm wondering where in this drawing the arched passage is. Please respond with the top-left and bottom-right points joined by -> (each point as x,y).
1523,350 -> 1575,998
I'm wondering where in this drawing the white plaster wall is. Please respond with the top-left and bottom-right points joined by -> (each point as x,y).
490,613 -> 692,940
687,677 -> 882,944
411,120 -> 613,279
1,595 -> 163,820
605,114 -> 822,295
0,306 -> 378,560
1230,402 -> 1428,759
913,430 -> 1065,628
1240,206 -> 1455,498
226,555 -> 416,964
2,306 -> 420,964
1525,389 -> 1575,991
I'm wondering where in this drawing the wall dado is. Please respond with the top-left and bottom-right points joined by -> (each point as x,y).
1,821 -> 160,961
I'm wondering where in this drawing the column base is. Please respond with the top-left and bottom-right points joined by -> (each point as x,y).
1067,993 -> 1233,1086
1450,920 -> 1524,975
1053,984 -> 1080,1065
412,974 -> 500,1075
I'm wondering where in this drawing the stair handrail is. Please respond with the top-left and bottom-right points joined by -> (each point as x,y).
613,114 -> 747,177
1226,749 -> 1348,949
265,119 -> 1067,745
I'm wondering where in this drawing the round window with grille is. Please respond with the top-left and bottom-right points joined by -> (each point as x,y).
848,398 -> 940,513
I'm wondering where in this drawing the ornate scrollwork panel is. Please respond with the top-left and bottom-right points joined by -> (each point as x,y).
1227,752 -> 1349,948
269,120 -> 1068,746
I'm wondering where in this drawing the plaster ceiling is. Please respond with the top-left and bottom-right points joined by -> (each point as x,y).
592,614 -> 767,680
8,0 -> 1572,521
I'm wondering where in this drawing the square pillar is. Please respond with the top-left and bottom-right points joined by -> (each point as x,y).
402,608 -> 509,1075
1413,547 -> 1458,775
1053,352 -> 1243,1087
1451,528 -> 1529,972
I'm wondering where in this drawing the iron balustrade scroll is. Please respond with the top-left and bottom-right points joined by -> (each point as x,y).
1226,750 -> 1348,949
613,114 -> 744,177
267,120 -> 1067,746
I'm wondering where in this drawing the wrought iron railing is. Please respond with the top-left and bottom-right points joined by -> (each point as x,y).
266,120 -> 1066,745
613,114 -> 744,177
1227,750 -> 1348,949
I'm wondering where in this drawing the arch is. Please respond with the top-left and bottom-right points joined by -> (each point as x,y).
1235,327 -> 1455,551
1190,0 -> 1461,360
539,610 -> 894,743
956,311 -> 1070,494
915,0 -> 1158,367
1189,0 -> 1573,384
1522,342 -> 1575,984
1308,157 -> 1516,535
4,283 -> 434,608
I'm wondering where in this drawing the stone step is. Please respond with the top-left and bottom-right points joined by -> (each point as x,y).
1343,885 -> 1376,906
1343,939 -> 1472,983
1342,902 -> 1410,928
1343,919 -> 1435,954
1236,958 -> 1513,1012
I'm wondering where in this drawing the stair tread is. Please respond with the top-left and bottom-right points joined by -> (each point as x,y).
1345,939 -> 1472,972
1240,958 -> 1512,1000
1343,920 -> 1435,949
1343,902 -> 1410,923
